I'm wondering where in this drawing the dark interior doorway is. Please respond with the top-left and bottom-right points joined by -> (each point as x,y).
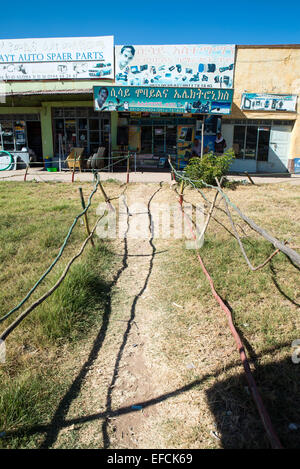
26,121 -> 43,162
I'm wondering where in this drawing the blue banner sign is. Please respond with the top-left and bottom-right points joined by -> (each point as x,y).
94,85 -> 233,114
241,93 -> 297,112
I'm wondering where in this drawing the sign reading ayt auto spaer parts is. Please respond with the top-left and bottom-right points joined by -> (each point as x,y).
0,36 -> 114,80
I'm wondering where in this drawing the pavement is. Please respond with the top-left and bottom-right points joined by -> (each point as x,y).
1,168 -> 300,185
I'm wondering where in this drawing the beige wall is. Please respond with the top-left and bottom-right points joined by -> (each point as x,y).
224,46 -> 300,164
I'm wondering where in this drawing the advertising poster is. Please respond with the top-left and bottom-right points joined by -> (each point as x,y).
115,44 -> 235,89
241,93 -> 297,112
94,85 -> 233,114
0,36 -> 114,80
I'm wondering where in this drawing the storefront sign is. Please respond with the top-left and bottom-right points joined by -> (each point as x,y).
241,93 -> 297,112
0,36 -> 114,80
115,44 -> 235,89
94,86 -> 233,114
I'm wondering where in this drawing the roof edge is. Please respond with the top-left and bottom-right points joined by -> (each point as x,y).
237,44 -> 300,49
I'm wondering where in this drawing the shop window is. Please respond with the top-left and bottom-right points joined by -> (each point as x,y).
232,125 -> 245,159
245,126 -> 257,159
89,119 -> 99,131
153,127 -> 165,155
232,124 -> 270,161
52,107 -> 111,157
141,126 -> 152,153
0,121 -> 14,151
166,125 -> 177,155
117,127 -> 128,146
14,121 -> 26,151
1,116 -> 39,152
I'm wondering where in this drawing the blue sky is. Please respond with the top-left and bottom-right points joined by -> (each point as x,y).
1,0 -> 299,45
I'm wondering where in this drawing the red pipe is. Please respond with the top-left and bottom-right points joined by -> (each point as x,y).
177,196 -> 282,449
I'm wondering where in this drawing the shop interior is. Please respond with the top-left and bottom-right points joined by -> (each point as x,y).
0,115 -> 43,163
116,113 -> 220,170
52,107 -> 111,167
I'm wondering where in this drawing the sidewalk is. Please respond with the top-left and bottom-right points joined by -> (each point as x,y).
1,168 -> 300,185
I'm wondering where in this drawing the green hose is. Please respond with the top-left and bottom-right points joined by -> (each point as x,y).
0,171 -> 100,323
0,151 -> 14,171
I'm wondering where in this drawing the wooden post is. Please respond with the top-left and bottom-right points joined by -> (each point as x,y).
126,152 -> 130,184
79,187 -> 94,247
72,153 -> 76,183
245,171 -> 255,185
98,179 -> 114,212
179,179 -> 184,206
168,156 -> 175,181
215,177 -> 300,268
24,165 -> 29,182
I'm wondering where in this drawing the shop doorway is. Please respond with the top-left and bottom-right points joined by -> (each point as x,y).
27,121 -> 43,162
138,123 -> 178,169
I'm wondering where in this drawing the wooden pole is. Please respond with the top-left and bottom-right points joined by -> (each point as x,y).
98,179 -> 114,212
126,152 -> 130,184
78,188 -> 94,247
245,171 -> 255,185
215,178 -> 300,269
168,156 -> 175,181
72,152 -> 76,183
179,179 -> 184,206
24,164 -> 29,182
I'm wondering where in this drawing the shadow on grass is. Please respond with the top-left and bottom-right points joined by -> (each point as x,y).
206,355 -> 300,448
269,260 -> 300,308
3,340 -> 299,449
101,184 -> 162,448
39,184 -> 162,449
38,211 -> 130,449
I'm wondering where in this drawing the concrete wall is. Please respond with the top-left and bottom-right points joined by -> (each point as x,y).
224,45 -> 300,166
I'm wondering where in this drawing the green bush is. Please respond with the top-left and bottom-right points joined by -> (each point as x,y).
184,148 -> 235,187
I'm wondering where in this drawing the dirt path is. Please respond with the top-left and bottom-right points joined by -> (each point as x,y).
42,182 -> 175,448
33,180 -> 300,449
41,182 -> 251,450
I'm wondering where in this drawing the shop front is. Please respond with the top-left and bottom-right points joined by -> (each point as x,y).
116,113 -> 223,170
0,114 -> 42,161
3,39 -> 299,174
222,119 -> 294,173
0,112 -> 42,168
93,43 -> 235,171
52,106 -> 111,163
94,84 -> 233,170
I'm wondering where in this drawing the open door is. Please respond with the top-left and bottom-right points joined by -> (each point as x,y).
259,125 -> 292,173
26,121 -> 43,162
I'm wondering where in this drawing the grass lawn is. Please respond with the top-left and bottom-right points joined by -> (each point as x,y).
148,182 -> 300,448
0,179 -> 299,449
0,180 -> 122,448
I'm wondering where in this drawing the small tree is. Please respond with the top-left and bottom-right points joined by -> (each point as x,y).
184,148 -> 235,187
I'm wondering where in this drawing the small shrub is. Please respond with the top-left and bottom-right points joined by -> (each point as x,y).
184,148 -> 235,187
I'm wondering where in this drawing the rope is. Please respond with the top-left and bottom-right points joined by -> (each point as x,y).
171,185 -> 283,449
0,151 -> 14,171
214,177 -> 282,271
0,155 -> 130,179
168,159 -> 300,269
0,212 -> 106,341
0,171 -> 101,324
